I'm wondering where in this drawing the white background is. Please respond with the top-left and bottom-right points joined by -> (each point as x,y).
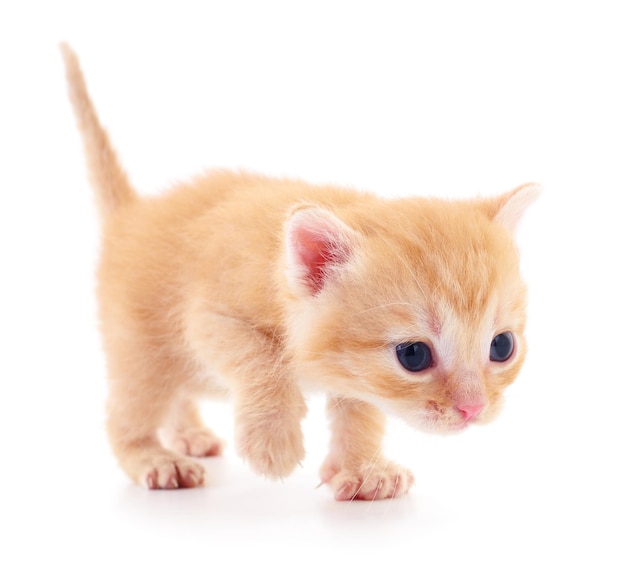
1,1 -> 625,572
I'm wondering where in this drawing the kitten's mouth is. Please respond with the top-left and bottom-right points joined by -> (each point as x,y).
406,401 -> 493,435
411,411 -> 472,435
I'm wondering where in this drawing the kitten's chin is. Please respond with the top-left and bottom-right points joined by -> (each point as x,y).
429,421 -> 470,436
408,414 -> 470,436
419,412 -> 501,435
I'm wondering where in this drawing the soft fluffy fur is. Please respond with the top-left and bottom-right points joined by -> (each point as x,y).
61,44 -> 539,500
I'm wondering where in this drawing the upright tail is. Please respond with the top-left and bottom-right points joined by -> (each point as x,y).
60,43 -> 137,219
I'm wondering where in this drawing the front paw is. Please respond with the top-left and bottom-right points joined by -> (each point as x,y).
320,458 -> 414,501
236,416 -> 305,479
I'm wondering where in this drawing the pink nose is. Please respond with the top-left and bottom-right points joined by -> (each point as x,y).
455,402 -> 485,421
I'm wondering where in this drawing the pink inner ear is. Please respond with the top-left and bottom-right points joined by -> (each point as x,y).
295,231 -> 331,292
287,209 -> 353,295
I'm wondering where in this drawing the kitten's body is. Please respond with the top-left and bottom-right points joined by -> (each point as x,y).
62,45 -> 538,500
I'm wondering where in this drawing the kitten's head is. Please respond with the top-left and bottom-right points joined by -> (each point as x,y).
283,183 -> 539,434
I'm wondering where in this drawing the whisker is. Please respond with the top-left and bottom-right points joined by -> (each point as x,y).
349,447 -> 382,503
378,474 -> 400,518
390,473 -> 399,500
371,457 -> 391,506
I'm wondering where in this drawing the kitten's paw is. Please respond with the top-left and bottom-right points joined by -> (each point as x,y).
320,458 -> 414,501
237,418 -> 305,479
141,454 -> 206,490
168,428 -> 225,458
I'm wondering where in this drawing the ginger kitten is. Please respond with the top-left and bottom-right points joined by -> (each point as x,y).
61,44 -> 539,500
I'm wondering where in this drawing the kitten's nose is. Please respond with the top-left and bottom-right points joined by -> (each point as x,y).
455,401 -> 485,421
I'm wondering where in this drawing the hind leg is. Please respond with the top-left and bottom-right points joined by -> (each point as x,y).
105,347 -> 207,489
107,393 -> 207,489
160,396 -> 225,458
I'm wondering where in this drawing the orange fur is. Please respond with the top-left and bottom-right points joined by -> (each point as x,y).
61,44 -> 539,499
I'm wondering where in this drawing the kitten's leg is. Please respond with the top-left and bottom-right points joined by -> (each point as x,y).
321,396 -> 414,500
234,376 -> 306,479
160,396 -> 225,458
106,357 -> 206,489
189,315 -> 307,479
231,342 -> 307,479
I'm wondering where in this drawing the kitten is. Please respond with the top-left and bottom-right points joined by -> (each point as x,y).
61,44 -> 539,500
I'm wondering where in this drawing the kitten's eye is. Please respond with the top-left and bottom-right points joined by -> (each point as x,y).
396,342 -> 433,372
490,332 -> 515,362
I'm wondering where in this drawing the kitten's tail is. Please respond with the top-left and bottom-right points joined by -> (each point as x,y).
60,43 -> 137,219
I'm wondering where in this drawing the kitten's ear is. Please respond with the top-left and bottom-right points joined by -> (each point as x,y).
285,206 -> 358,296
486,182 -> 541,233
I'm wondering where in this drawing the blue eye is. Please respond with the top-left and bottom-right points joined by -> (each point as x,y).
490,332 -> 514,362
396,342 -> 433,372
